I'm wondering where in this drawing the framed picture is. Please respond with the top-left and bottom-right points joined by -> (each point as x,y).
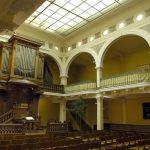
143,103 -> 150,119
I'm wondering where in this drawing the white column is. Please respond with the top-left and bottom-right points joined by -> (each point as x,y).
95,67 -> 102,88
60,75 -> 68,85
122,98 -> 127,124
59,101 -> 66,122
96,94 -> 104,130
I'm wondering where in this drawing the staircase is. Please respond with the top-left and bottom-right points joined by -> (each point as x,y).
0,109 -> 13,124
69,111 -> 92,131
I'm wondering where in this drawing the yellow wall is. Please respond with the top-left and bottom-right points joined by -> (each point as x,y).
83,97 -> 150,126
126,97 -> 150,125
79,64 -> 96,81
38,96 -> 59,126
106,99 -> 124,124
85,102 -> 97,129
103,57 -> 123,76
106,97 -> 150,125
68,64 -> 96,84
103,47 -> 150,77
68,65 -> 84,84
123,48 -> 150,72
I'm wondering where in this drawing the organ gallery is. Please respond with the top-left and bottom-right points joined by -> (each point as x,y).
0,34 -> 44,125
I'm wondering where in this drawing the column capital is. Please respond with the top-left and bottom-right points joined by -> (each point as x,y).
59,75 -> 68,78
95,66 -> 103,70
60,75 -> 68,85
96,94 -> 103,99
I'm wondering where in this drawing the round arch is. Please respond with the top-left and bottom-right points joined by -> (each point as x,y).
41,50 -> 63,77
65,48 -> 98,76
98,29 -> 150,67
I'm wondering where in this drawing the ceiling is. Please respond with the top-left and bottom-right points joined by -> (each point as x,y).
24,0 -> 129,37
0,0 -> 44,37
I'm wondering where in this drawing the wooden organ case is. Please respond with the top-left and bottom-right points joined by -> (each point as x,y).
0,34 -> 44,127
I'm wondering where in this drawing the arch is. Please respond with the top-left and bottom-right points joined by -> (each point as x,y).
98,29 -> 150,68
65,48 -> 98,76
40,49 -> 63,77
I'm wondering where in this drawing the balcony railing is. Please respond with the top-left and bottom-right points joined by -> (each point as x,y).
42,83 -> 64,93
0,124 -> 25,134
41,70 -> 150,94
100,69 -> 150,89
0,109 -> 13,123
64,80 -> 96,93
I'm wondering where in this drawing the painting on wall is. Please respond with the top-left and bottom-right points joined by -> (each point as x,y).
142,102 -> 150,119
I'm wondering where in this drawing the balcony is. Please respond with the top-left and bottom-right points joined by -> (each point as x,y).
100,69 -> 150,89
42,83 -> 64,93
64,80 -> 97,93
42,70 -> 150,94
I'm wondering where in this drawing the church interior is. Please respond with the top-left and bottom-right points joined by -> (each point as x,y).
0,0 -> 150,149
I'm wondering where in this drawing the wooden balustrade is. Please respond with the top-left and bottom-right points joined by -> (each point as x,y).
0,109 -> 13,123
42,83 -> 64,93
47,122 -> 68,133
105,123 -> 150,133
0,124 -> 25,134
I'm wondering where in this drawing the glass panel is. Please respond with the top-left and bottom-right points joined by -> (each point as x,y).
51,13 -> 62,20
86,0 -> 99,6
78,3 -> 91,11
102,0 -> 115,6
25,0 -> 128,36
93,2 -> 106,11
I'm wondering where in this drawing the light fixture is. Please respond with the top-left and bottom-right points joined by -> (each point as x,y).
40,26 -> 46,29
68,47 -> 71,51
55,46 -> 58,50
89,36 -> 94,41
78,42 -> 82,46
136,14 -> 143,21
48,30 -> 54,33
25,117 -> 34,121
119,22 -> 125,29
103,30 -> 108,35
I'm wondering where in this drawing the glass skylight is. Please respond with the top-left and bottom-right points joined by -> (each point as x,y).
25,0 -> 128,36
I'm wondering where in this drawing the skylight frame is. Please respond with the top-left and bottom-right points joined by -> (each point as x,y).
25,0 -> 129,36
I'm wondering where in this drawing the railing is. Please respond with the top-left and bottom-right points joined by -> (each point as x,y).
105,123 -> 150,133
0,124 -> 25,134
100,69 -> 150,88
42,83 -> 64,93
0,109 -> 13,123
65,80 -> 96,93
47,122 -> 68,133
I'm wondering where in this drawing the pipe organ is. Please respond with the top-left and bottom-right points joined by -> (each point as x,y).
1,44 -> 10,74
0,34 -> 45,122
9,34 -> 44,80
